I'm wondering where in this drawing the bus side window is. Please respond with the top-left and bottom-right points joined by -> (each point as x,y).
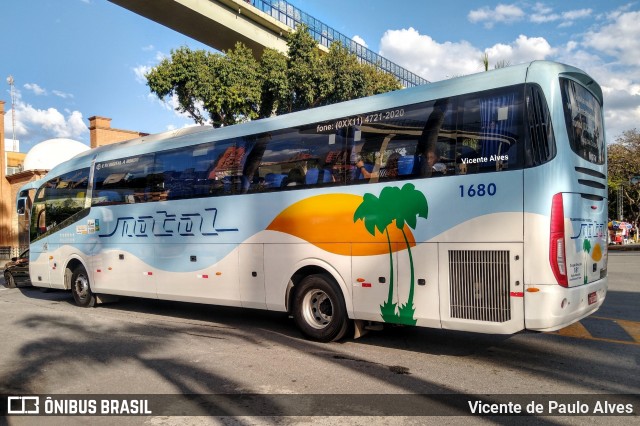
457,88 -> 524,174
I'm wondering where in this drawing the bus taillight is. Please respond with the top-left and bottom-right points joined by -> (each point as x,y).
549,193 -> 568,287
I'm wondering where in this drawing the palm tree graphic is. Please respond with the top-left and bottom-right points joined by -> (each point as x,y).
353,183 -> 428,325
583,238 -> 591,285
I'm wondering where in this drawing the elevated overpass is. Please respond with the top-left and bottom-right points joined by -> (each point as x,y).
108,0 -> 428,87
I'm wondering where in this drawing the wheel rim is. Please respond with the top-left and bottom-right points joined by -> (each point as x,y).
301,288 -> 333,329
74,274 -> 90,300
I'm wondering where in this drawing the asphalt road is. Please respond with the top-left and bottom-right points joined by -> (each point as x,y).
0,252 -> 638,425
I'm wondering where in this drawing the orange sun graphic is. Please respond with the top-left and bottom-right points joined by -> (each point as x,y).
266,193 -> 415,256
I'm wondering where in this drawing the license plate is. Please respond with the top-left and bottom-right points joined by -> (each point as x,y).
588,291 -> 597,305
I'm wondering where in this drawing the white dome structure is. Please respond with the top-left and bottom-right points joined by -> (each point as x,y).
23,138 -> 90,171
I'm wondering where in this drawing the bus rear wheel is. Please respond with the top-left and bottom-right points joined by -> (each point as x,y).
293,274 -> 349,342
71,265 -> 96,308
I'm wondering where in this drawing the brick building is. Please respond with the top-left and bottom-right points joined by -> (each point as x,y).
0,101 -> 147,258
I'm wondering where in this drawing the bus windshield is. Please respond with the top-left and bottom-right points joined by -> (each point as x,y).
560,78 -> 605,164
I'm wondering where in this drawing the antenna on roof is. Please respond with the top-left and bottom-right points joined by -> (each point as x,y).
6,75 -> 16,144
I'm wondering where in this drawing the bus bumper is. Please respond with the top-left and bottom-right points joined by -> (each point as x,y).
524,277 -> 608,332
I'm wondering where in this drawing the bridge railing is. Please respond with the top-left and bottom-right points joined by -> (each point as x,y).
247,0 -> 428,87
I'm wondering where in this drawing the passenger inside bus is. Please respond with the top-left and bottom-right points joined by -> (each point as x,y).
284,167 -> 305,186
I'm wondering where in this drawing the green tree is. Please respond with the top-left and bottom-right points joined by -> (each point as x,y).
608,129 -> 640,223
258,48 -> 289,118
481,52 -> 511,71
322,42 -> 402,103
359,63 -> 404,96
146,43 -> 260,127
206,42 -> 262,126
323,42 -> 361,105
481,52 -> 489,71
146,46 -> 212,124
284,24 -> 327,112
146,26 -> 401,125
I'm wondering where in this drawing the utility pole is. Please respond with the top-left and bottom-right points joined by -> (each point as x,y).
617,185 -> 624,221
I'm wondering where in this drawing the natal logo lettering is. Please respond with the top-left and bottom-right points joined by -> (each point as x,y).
98,208 -> 238,238
569,219 -> 606,284
569,221 -> 606,240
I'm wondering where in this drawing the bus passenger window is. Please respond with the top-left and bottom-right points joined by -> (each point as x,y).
457,88 -> 524,174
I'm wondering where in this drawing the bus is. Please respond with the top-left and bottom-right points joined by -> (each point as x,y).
19,60 -> 608,342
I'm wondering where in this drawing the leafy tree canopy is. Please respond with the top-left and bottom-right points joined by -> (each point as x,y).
145,25 -> 402,127
608,128 -> 640,223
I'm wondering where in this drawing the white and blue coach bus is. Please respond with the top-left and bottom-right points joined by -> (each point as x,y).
20,61 -> 608,341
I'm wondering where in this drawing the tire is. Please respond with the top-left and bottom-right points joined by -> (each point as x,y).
70,265 -> 96,307
4,272 -> 16,289
292,274 -> 350,342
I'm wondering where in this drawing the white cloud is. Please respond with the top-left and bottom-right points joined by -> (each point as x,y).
18,103 -> 88,138
65,110 -> 89,138
23,83 -> 46,96
531,2 -> 559,24
582,11 -> 640,66
563,9 -> 592,20
378,14 -> 639,142
531,7 -> 591,24
472,3 -> 591,28
379,28 -> 479,80
533,2 -> 553,15
468,4 -> 525,28
352,35 -> 368,48
22,83 -> 74,99
560,9 -> 640,141
133,65 -> 151,84
4,94 -> 89,150
52,90 -> 74,99
485,35 -> 554,65
380,28 -> 553,81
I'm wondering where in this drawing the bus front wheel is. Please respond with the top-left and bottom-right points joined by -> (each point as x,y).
4,272 -> 16,288
71,265 -> 96,308
292,274 -> 349,342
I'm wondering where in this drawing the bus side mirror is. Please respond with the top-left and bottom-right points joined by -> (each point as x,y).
17,198 -> 26,215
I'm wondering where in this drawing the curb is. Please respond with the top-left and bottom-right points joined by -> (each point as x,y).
608,244 -> 640,251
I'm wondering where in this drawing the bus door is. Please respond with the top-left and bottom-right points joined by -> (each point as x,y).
29,192 -> 52,287
398,243 -> 440,328
238,244 -> 266,309
29,239 -> 52,287
352,245 -> 399,323
90,242 -> 157,298
154,243 -> 242,307
352,243 -> 440,327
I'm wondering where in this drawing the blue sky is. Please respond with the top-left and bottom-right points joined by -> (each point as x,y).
2,0 -> 639,153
